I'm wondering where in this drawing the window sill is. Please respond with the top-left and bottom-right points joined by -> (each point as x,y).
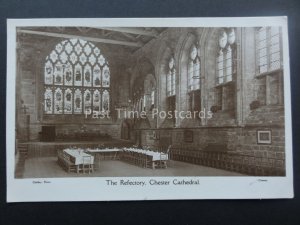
188,89 -> 201,93
215,80 -> 234,88
255,68 -> 283,79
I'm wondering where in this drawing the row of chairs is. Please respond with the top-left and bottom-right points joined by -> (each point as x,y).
57,150 -> 77,173
95,152 -> 120,161
57,151 -> 94,174
56,133 -> 111,141
170,148 -> 285,176
79,156 -> 94,174
120,151 -> 153,168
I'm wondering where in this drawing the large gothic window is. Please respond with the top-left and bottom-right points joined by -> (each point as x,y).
44,38 -> 110,115
166,57 -> 176,122
187,44 -> 201,114
255,27 -> 283,106
257,27 -> 282,74
188,44 -> 200,91
214,28 -> 237,113
216,28 -> 236,85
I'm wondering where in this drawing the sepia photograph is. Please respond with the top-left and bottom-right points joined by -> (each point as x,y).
6,17 -> 293,201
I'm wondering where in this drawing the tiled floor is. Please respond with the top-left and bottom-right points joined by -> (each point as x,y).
22,157 -> 244,178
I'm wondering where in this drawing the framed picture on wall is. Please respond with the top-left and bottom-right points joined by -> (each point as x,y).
257,130 -> 272,144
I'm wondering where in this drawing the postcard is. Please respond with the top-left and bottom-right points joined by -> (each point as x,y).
6,17 -> 293,202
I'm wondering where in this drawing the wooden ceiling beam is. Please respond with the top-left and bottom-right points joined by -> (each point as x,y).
17,29 -> 143,47
94,27 -> 158,37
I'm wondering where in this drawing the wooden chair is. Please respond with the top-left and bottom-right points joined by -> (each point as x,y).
93,153 -> 101,171
81,156 -> 93,174
145,155 -> 153,169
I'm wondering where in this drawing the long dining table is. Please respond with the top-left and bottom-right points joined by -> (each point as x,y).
63,149 -> 94,173
123,147 -> 169,169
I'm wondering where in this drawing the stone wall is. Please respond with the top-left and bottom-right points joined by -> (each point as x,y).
16,27 -> 286,175
131,27 -> 285,176
16,32 -> 131,141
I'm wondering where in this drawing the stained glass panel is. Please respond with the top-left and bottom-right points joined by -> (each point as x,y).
188,44 -> 201,91
65,41 -> 73,54
256,27 -> 282,74
64,88 -> 72,114
225,46 -> 232,82
102,90 -> 109,112
44,38 -> 110,115
102,65 -> 110,87
84,44 -> 92,56
171,69 -> 176,96
55,43 -> 63,53
93,64 -> 101,87
217,50 -> 224,84
79,39 -> 87,46
192,58 -> 200,90
45,60 -> 53,84
64,63 -> 73,86
74,42 -> 82,55
79,53 -> 87,65
44,88 -> 53,114
70,38 -> 77,46
188,60 -> 193,91
93,90 -> 101,112
70,52 -> 77,64
84,89 -> 92,114
143,95 -> 146,110
216,29 -> 237,85
54,62 -> 63,85
89,54 -> 96,66
270,27 -> 281,71
99,54 -> 105,66
167,71 -> 172,96
54,88 -> 63,114
74,89 -> 82,114
94,48 -> 100,56
84,64 -> 92,86
74,63 -> 82,86
49,50 -> 58,63
259,56 -> 268,74
60,51 -> 68,64
270,52 -> 280,71
151,90 -> 155,105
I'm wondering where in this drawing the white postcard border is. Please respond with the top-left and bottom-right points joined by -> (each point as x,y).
6,17 -> 294,202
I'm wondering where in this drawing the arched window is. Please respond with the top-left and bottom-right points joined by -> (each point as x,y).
255,27 -> 283,106
216,28 -> 236,85
187,44 -> 201,114
214,28 -> 237,113
44,38 -> 110,115
166,56 -> 176,123
257,27 -> 282,74
167,57 -> 176,96
188,44 -> 200,91
151,90 -> 155,106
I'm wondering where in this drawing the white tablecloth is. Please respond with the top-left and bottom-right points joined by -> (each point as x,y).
64,149 -> 94,165
86,148 -> 121,153
123,148 -> 168,161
